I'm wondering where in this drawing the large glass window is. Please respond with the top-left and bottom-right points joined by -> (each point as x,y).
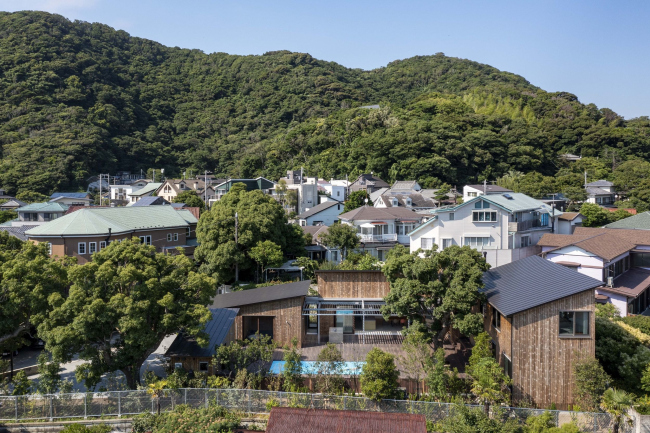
473,211 -> 498,222
465,237 -> 490,248
559,311 -> 590,336
520,236 -> 531,248
492,308 -> 501,331
442,238 -> 453,250
421,238 -> 433,250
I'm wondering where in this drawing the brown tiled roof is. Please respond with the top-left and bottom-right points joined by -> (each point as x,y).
558,212 -> 581,221
574,227 -> 650,246
380,193 -> 437,208
598,268 -> 650,298
338,206 -> 423,222
266,407 -> 427,433
606,208 -> 637,215
300,225 -> 329,244
539,231 -> 636,261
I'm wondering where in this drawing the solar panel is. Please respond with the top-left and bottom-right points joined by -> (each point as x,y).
503,193 -> 514,200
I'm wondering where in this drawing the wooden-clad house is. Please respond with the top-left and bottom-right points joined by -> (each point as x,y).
211,280 -> 312,348
480,255 -> 602,409
166,308 -> 238,374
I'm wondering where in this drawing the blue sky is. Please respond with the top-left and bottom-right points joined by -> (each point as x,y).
4,0 -> 650,118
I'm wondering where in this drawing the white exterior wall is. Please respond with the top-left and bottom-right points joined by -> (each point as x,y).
546,249 -> 605,282
598,291 -> 628,316
299,203 -> 344,227
110,185 -> 136,201
51,197 -> 91,206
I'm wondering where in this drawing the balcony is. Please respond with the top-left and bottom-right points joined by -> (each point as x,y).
508,219 -> 548,232
359,233 -> 397,242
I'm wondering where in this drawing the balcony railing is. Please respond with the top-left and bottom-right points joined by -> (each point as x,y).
358,233 -> 398,242
508,219 -> 548,232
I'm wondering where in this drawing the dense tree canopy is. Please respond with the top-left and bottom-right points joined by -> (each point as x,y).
2,12 -> 650,198
38,239 -> 214,389
195,183 -> 304,283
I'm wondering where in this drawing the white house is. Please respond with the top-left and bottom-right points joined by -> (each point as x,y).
319,179 -> 349,202
557,212 -> 584,234
273,170 -> 319,215
338,206 -> 425,262
585,180 -> 616,206
127,182 -> 163,204
539,226 -> 650,316
109,180 -> 151,203
409,192 -> 561,268
297,201 -> 344,227
462,184 -> 513,202
49,192 -> 93,207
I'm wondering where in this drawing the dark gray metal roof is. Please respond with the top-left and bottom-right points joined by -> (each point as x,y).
481,255 -> 602,317
165,308 -> 239,357
297,201 -> 342,219
130,196 -> 170,207
211,280 -> 311,309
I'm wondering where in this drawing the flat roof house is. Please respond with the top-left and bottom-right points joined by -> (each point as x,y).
25,206 -> 198,264
481,255 -> 602,409
13,202 -> 69,226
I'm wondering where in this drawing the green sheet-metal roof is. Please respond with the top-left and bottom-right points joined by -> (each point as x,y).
176,209 -> 199,224
25,206 -> 191,237
17,202 -> 69,213
432,193 -> 562,216
128,183 -> 163,197
605,212 -> 650,229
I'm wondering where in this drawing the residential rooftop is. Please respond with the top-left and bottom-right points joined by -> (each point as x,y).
605,211 -> 650,229
481,255 -> 602,317
25,206 -> 196,237
464,184 -> 513,193
128,182 -> 163,197
338,205 -> 422,221
17,202 -> 69,213
296,201 -> 342,219
50,192 -> 90,199
165,308 -> 239,358
211,280 -> 311,309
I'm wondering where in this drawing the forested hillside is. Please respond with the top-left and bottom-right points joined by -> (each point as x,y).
1,11 -> 649,194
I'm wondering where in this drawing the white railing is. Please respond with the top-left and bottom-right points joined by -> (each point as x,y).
358,233 -> 398,242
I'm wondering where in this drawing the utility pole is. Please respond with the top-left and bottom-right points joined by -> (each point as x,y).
234,211 -> 239,282
483,179 -> 487,195
584,171 -> 587,187
205,170 -> 208,206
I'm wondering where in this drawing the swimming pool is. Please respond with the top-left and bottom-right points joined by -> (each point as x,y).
269,361 -> 365,375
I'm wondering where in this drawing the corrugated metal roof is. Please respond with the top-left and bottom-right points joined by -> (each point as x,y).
211,280 -> 311,309
338,206 -> 423,221
17,202 -> 69,212
482,193 -> 562,214
129,196 -> 170,207
165,308 -> 239,357
586,180 -> 614,187
605,212 -> 650,230
465,184 -> 512,193
25,206 -> 192,237
481,255 -> 602,316
50,192 -> 90,199
128,183 -> 163,197
266,407 -> 427,433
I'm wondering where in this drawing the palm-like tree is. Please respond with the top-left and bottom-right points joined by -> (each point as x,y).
147,379 -> 169,415
601,388 -> 635,433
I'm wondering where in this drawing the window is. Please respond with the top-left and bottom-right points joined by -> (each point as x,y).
78,243 -> 86,254
46,243 -> 52,255
468,192 -> 477,197
472,211 -> 498,222
480,302 -> 486,316
492,308 -> 501,331
139,235 -> 152,245
174,363 -> 183,370
421,238 -> 433,250
520,236 -> 531,248
483,201 -> 490,209
167,233 -> 172,242
89,242 -> 97,254
336,191 -> 341,197
449,213 -> 455,221
199,362 -> 208,372
331,250 -> 339,262
397,224 -> 414,235
559,311 -> 590,336
442,238 -> 453,250
501,353 -> 512,378
43,213 -> 51,221
99,241 -> 106,250
475,201 -> 483,209
187,227 -> 191,238
174,233 -> 178,241
606,256 -> 630,280
465,237 -> 490,248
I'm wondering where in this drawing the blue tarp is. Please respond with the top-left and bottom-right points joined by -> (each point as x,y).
269,361 -> 365,375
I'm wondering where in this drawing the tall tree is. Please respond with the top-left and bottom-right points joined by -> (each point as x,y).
195,183 -> 305,284
174,190 -> 205,211
381,245 -> 488,348
470,357 -> 511,416
248,240 -> 284,282
600,388 -> 635,433
580,203 -> 611,227
319,223 -> 359,260
360,348 -> 400,401
344,191 -> 372,213
38,239 -> 214,389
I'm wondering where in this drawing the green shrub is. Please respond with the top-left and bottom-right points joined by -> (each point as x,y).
59,424 -> 112,433
131,412 -> 158,433
620,315 -> 650,336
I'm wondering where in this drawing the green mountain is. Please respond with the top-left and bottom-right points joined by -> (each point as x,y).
0,11 -> 648,194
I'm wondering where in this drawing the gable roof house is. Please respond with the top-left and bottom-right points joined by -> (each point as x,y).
126,182 -> 163,204
409,193 -> 561,268
585,180 -> 616,206
538,226 -> 650,316
481,255 -> 602,409
25,206 -> 199,264
296,201 -> 344,227
0,198 -> 27,211
156,178 -> 218,206
348,173 -> 390,195
605,211 -> 650,229
557,212 -> 584,234
12,202 -> 69,226
212,177 -> 276,205
49,192 -> 93,207
338,206 -> 425,262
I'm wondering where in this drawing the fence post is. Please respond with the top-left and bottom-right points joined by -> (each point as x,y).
216,388 -> 219,407
49,395 -> 53,421
184,388 -> 187,406
205,389 -> 209,409
343,395 -> 346,410
118,392 -> 121,418
14,396 -> 18,422
247,389 -> 251,413
84,393 -> 87,419
151,397 -> 154,414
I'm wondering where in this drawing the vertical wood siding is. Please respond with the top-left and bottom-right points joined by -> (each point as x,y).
233,296 -> 306,347
316,271 -> 390,298
511,289 -> 595,409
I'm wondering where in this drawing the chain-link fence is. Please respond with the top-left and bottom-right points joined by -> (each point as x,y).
0,388 -> 633,432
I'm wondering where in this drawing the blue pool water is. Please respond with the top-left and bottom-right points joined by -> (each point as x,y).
269,361 -> 365,375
